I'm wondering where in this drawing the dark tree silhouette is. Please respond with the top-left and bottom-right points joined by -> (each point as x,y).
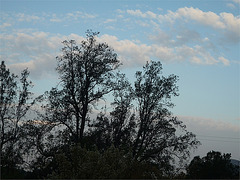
0,61 -> 34,178
90,61 -> 200,176
88,73 -> 136,151
187,151 -> 240,179
40,30 -> 121,147
50,145 -> 165,179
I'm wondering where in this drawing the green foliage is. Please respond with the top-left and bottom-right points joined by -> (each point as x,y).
187,151 -> 240,179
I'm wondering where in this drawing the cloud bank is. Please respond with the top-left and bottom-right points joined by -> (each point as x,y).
126,7 -> 240,41
1,31 -> 232,80
1,6 -> 238,79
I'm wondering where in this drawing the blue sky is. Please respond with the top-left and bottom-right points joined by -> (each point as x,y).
0,0 -> 239,160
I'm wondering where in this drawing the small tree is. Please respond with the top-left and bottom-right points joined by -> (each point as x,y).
187,151 -> 240,179
0,61 -> 34,176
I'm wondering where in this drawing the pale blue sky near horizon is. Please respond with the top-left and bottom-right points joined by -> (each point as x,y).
1,0 -> 240,160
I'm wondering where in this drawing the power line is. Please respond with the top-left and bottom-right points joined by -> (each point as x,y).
196,134 -> 240,140
198,138 -> 240,143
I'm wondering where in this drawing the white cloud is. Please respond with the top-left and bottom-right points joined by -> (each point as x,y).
98,35 -> 152,66
127,9 -> 145,17
1,30 -> 232,81
126,7 -> 240,42
146,11 -> 157,18
116,9 -> 125,14
4,32 -> 173,69
192,45 -> 219,65
176,7 -> 226,29
117,14 -> 124,18
0,22 -> 11,28
227,3 -> 236,8
50,18 -> 62,22
148,29 -> 171,45
183,8 -> 240,40
124,7 -> 238,65
9,53 -> 57,79
104,19 -> 116,23
175,44 -> 229,65
136,20 -> 150,27
218,56 -> 230,66
127,9 -> 157,19
105,26 -> 116,30
97,34 -> 175,66
231,0 -> 240,4
156,7 -> 230,30
1,32 -> 88,79
1,32 -> 61,78
50,14 -> 62,22
220,12 -> 240,41
17,13 -> 42,22
68,11 -> 97,19
82,13 -> 97,19
203,37 -> 209,42
13,32 -> 58,55
98,34 -> 228,66
22,11 -> 97,24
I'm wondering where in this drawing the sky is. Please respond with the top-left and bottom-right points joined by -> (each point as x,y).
0,0 -> 239,160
